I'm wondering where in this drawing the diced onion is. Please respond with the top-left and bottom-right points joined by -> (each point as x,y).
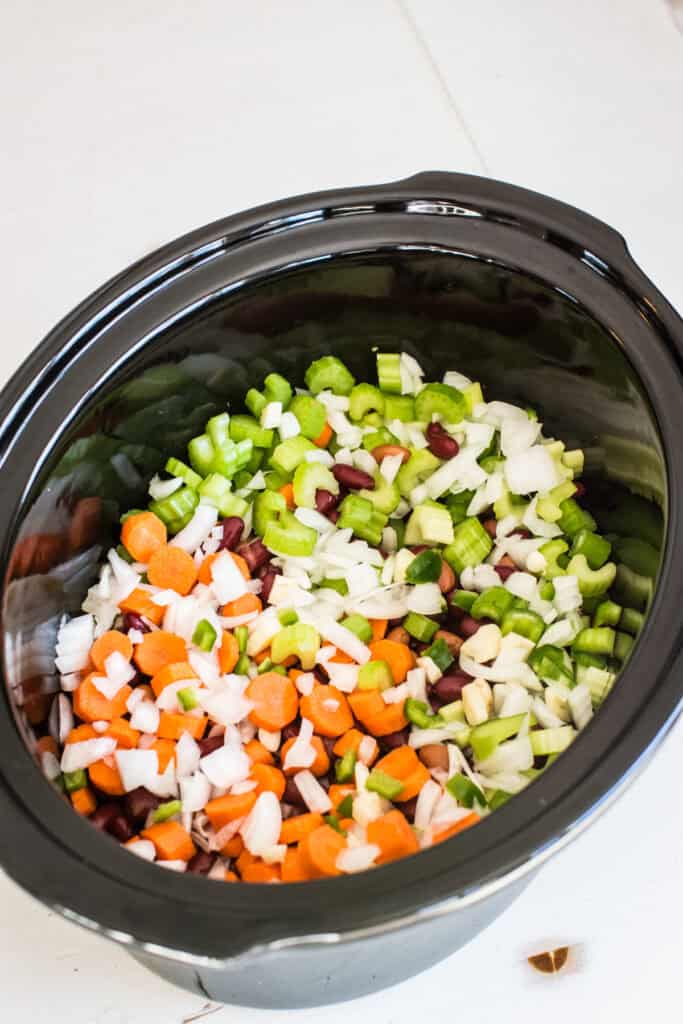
200,742 -> 251,788
60,737 -> 116,772
319,620 -> 371,665
210,550 -> 249,604
336,843 -> 380,874
293,770 -> 332,813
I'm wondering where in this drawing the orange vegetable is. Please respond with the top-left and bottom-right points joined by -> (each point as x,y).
147,544 -> 198,596
151,738 -> 176,772
150,661 -> 198,698
281,846 -> 311,882
244,738 -> 275,766
369,618 -> 389,642
224,870 -> 239,882
157,712 -> 206,742
246,672 -> 299,731
313,422 -> 333,448
90,630 -> 133,672
367,810 -> 419,864
241,861 -> 281,883
348,690 -> 408,736
299,684 -> 354,737
65,724 -> 97,744
280,735 -> 330,777
89,758 -> 125,796
279,482 -> 295,510
121,511 -> 167,563
200,550 -> 251,585
432,812 -> 480,844
118,588 -> 165,626
142,821 -> 195,861
134,631 -> 187,677
368,639 -> 415,683
251,763 -> 286,800
300,824 -> 345,878
218,631 -> 240,674
279,812 -> 324,846
328,784 -> 355,809
328,649 -> 354,665
221,835 -> 244,859
374,745 -> 430,802
71,787 -> 97,816
73,675 -> 132,723
36,735 -> 59,757
105,717 -> 140,749
205,791 -> 257,829
333,728 -> 366,757
221,592 -> 262,619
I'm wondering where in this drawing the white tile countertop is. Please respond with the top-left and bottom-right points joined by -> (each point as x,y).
1,1 -> 682,1021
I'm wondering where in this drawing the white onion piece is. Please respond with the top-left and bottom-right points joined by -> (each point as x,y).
414,779 -> 442,830
294,671 -> 315,696
59,672 -> 82,693
91,674 -> 127,702
241,791 -> 282,856
104,651 -> 137,688
200,743 -> 250,788
357,735 -> 378,765
552,575 -> 582,615
293,770 -> 332,813
261,401 -> 283,429
459,653 -> 541,691
319,620 -> 371,665
304,449 -> 335,467
522,496 -> 562,539
220,611 -> 260,629
353,448 -> 379,477
60,737 -> 116,772
324,661 -> 359,693
200,687 -> 253,727
475,737 -> 533,773
532,696 -> 565,729
336,843 -> 380,874
406,583 -> 444,615
176,732 -> 201,777
179,772 -> 212,812
380,454 -> 403,486
150,589 -> 181,607
158,859 -> 187,872
258,728 -> 281,753
505,446 -> 560,495
346,563 -> 381,597
114,749 -> 159,791
294,508 -> 334,533
568,684 -> 593,730
126,839 -> 157,861
130,700 -> 160,734
382,684 -> 409,705
500,415 -> 539,457
283,718 -> 316,770
210,550 -> 249,604
148,475 -> 183,501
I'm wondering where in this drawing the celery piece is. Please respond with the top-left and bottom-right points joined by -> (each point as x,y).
593,600 -> 622,628
278,609 -> 299,627
228,414 -> 274,449
501,608 -> 545,643
305,356 -> 355,396
63,769 -> 88,793
462,382 -> 483,416
264,510 -> 317,557
443,518 -> 493,574
376,353 -> 402,394
293,461 -> 339,509
383,394 -> 415,421
470,586 -> 515,624
254,489 -> 287,537
529,727 -> 576,757
359,474 -> 401,516
187,433 -> 215,476
335,750 -> 357,783
396,450 -> 441,499
149,486 -> 198,531
357,660 -> 393,691
415,383 -> 467,424
570,529 -> 612,570
198,472 -> 231,506
404,500 -> 454,545
319,577 -> 349,596
538,539 -> 569,579
557,497 -> 596,536
536,480 -> 577,523
270,436 -> 317,476
338,494 -> 388,545
450,589 -> 477,613
234,625 -> 248,654
362,427 -> 400,452
403,612 -> 438,643
288,394 -> 327,440
264,373 -> 292,409
349,383 -> 385,422
151,799 -> 182,824
566,554 -> 616,597
470,714 -> 528,761
271,622 -> 320,670
366,770 -> 404,800
340,614 -> 372,644
192,619 -> 217,652
207,413 -> 231,447
165,457 -> 202,490
572,627 -> 615,657
177,687 -> 198,711
217,492 -> 249,519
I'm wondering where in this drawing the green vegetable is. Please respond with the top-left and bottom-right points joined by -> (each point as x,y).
177,686 -> 198,711
619,607 -> 644,636
287,394 -> 327,440
305,356 -> 355,396
337,794 -> 354,818
234,626 -> 248,654
462,381 -> 483,415
63,769 -> 88,793
359,474 -> 401,516
253,489 -> 287,537
376,352 -> 402,394
187,433 -> 216,476
340,614 -> 372,644
423,637 -> 453,673
324,813 -> 347,835
614,631 -> 634,661
246,373 -> 293,418
446,773 -> 486,808
335,749 -> 357,783
206,413 -> 231,447
357,660 -> 393,691
566,554 -> 617,597
278,609 -> 299,627
396,450 -> 440,498
443,517 -> 493,573
593,600 -> 622,628
538,539 -> 569,579
528,644 -> 574,687
451,590 -> 477,612
235,654 -> 250,675
536,481 -> 577,522
292,461 -> 339,508
501,608 -> 545,643
404,698 -> 440,729
338,494 -> 388,545
577,664 -> 615,706
570,529 -> 612,570
228,414 -> 274,449
530,727 -> 576,756
271,623 -> 321,670
439,699 -> 466,723
192,618 -> 217,652
470,586 -> 515,624
349,383 -> 385,422
557,498 -> 596,536
403,612 -> 438,643
572,627 -> 615,657
362,427 -> 399,452
116,544 -> 134,564
164,457 -> 202,490
538,580 -> 555,601
406,549 -> 443,584
470,714 -> 528,761
319,577 -> 348,596
270,436 -> 317,476
150,799 -> 182,824
414,382 -> 466,424
445,491 -> 475,526
149,485 -> 198,534
366,770 -> 404,800
264,509 -> 318,557
404,501 -> 454,545
383,394 -> 415,421
487,789 -> 512,810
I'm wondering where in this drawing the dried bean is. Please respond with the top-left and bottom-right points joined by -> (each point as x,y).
218,517 -> 244,552
426,422 -> 459,459
331,464 -> 375,490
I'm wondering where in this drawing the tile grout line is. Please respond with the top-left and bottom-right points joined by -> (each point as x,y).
394,0 -> 490,173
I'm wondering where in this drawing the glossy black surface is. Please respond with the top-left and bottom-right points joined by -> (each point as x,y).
0,172 -> 681,963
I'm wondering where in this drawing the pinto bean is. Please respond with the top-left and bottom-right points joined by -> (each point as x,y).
418,743 -> 450,772
386,626 -> 410,645
371,445 -> 410,464
438,560 -> 456,594
433,629 -> 463,656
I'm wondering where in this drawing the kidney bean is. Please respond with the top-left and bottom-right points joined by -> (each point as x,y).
260,569 -> 279,603
320,736 -> 336,759
282,777 -> 307,808
91,802 -> 121,832
433,672 -> 472,704
328,508 -> 340,524
400,796 -> 418,824
426,422 -> 459,460
494,564 -> 515,582
371,445 -> 410,464
386,626 -> 410,645
332,464 -> 375,490
238,537 -> 269,571
123,786 -> 162,824
418,743 -> 450,772
378,727 -> 411,753
438,560 -> 456,594
315,489 -> 340,516
428,692 -> 445,713
109,813 -> 135,843
434,629 -> 463,656
459,615 -> 484,638
218,517 -> 245,552
574,481 -> 586,498
281,719 -> 302,742
198,735 -> 224,757
187,851 -> 216,875
482,518 -> 498,539
122,612 -> 151,634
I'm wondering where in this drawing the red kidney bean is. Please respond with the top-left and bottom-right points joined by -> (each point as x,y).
482,518 -> 498,538
123,786 -> 162,824
438,560 -> 456,594
320,735 -> 336,759
260,569 -> 279,603
91,802 -> 121,832
574,481 -> 586,498
281,719 -> 302,742
328,508 -> 340,524
378,727 -> 411,753
122,612 -> 151,634
198,734 -> 224,758
400,796 -> 418,823
187,851 -> 216,875
426,422 -> 459,459
109,813 -> 135,843
459,615 -> 485,638
283,777 -> 308,808
494,564 -> 515,581
433,672 -> 472,703
331,464 -> 375,490
238,537 -> 269,572
218,517 -> 245,552
429,692 -> 445,713
315,489 -> 340,516
516,528 -> 532,539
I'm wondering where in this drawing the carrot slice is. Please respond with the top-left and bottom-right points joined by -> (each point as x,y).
348,690 -> 408,736
221,592 -> 262,619
157,711 -> 206,742
205,791 -> 258,829
241,861 -> 281,883
198,552 -> 219,585
142,821 -> 195,861
236,848 -> 258,876
369,618 -> 389,642
367,810 -> 419,864
244,738 -> 275,766
299,684 -> 354,737
89,758 -> 125,796
251,763 -> 286,800
279,812 -> 324,846
300,824 -> 345,877
279,483 -> 295,510
432,812 -> 480,844
147,544 -> 198,596
368,639 -> 415,683
374,746 -> 429,801
73,675 -> 132,723
221,835 -> 244,858
105,717 -> 140,749
328,649 -> 354,665
71,786 -> 97,816
280,735 -> 330,777
150,661 -> 198,698
65,724 -> 97,744
333,728 -> 366,757
90,630 -> 133,672
218,631 -> 240,674
121,511 -> 167,563
118,587 -> 164,626
134,631 -> 187,677
151,738 -> 176,772
281,846 -> 312,882
313,422 -> 333,448
246,672 -> 299,731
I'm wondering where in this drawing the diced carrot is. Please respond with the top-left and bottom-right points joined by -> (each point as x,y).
246,672 -> 299,731
374,746 -> 430,802
369,619 -> 389,642
241,861 -> 281,883
367,810 -> 419,864
218,631 -> 240,674
65,724 -> 97,744
288,668 -> 304,683
299,684 -> 354,737
254,647 -> 271,666
205,791 -> 257,829
157,712 -> 206,742
281,846 -> 311,882
279,812 -> 324,845
221,592 -> 262,618
368,640 -> 415,684
134,631 -> 187,677
221,835 -> 244,859
338,817 -> 355,832
147,544 -> 198,596
90,630 -> 133,672
432,812 -> 480,844
279,483 -> 295,510
300,824 -> 345,877
121,511 -> 167,563
280,735 -> 330,777
150,661 -> 198,697
224,870 -> 239,882
348,690 -> 408,736
36,735 -> 59,757
68,496 -> 102,553
88,758 -> 125,796
244,738 -> 275,766
142,821 -> 195,861
328,649 -> 354,665
328,784 -> 355,809
151,738 -> 176,772
73,675 -> 132,723
333,728 -> 365,757
313,422 -> 333,448
71,786 -> 97,816
118,587 -> 165,626
251,763 -> 286,800
236,848 -> 258,875
105,717 -> 140,749
200,549 -> 252,585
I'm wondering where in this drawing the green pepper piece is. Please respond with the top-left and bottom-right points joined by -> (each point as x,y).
405,549 -> 442,584
500,608 -> 545,643
570,529 -> 612,570
423,637 -> 454,673
366,770 -> 404,800
192,619 -> 217,652
446,773 -> 486,808
63,769 -> 88,793
335,749 -> 357,783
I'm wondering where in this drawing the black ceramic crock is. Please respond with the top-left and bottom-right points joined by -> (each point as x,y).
0,172 -> 681,1008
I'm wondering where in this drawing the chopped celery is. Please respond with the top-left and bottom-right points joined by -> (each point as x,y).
538,539 -> 569,579
177,686 -> 198,711
383,394 -> 415,421
362,427 -> 399,452
462,381 -> 483,415
207,413 -> 231,447
557,498 -> 596,536
396,450 -> 440,498
349,383 -> 385,422
536,480 -> 576,523
305,356 -> 355,396
572,627 -> 615,657
470,586 -> 515,624
366,770 -> 404,800
149,486 -> 198,534
501,608 -> 545,643
376,352 -> 402,394
270,436 -> 317,476
566,554 -> 616,597
570,529 -> 612,569
271,623 -> 320,670
324,813 -> 347,835
403,612 -> 438,643
217,492 -> 249,519
423,637 -> 453,673
235,654 -> 250,675
165,457 -> 202,490
292,461 -> 339,509
443,517 -> 493,574
439,699 -> 465,723
192,619 -> 217,652
319,577 -> 348,596
357,660 -> 393,691
404,501 -> 454,545
335,749 -> 357,783
278,609 -> 299,627
228,414 -> 274,449
470,714 -> 528,761
530,727 -> 576,756
451,589 -> 477,612
254,490 -> 287,537
187,433 -> 215,476
487,789 -> 512,810
234,625 -> 248,654
359,474 -> 401,516
593,600 -> 622,628
288,394 -> 327,440
150,799 -> 182,824
264,510 -> 317,557
340,614 -> 373,644
63,769 -> 88,793
415,383 -> 466,424
338,494 -> 388,545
